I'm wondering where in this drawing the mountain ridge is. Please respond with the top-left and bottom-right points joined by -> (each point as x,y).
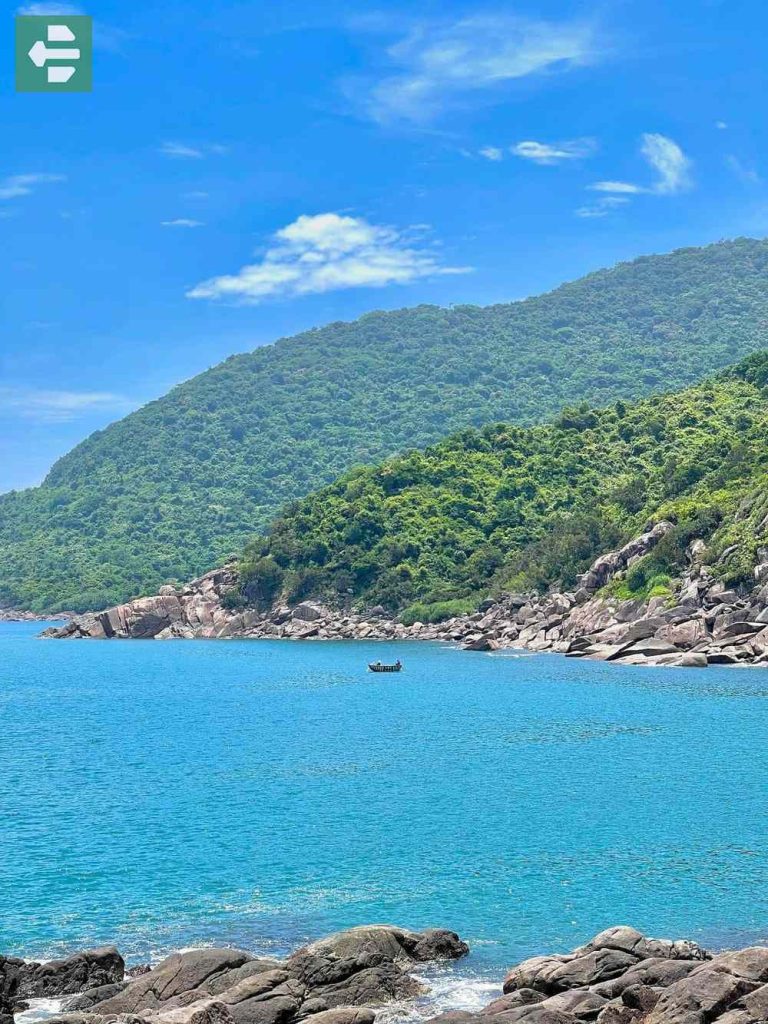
6,235 -> 768,612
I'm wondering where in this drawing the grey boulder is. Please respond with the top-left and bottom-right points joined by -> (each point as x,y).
93,949 -> 254,1014
2,947 -> 124,1001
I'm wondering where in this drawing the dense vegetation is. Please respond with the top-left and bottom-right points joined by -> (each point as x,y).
5,237 -> 768,612
238,353 -> 768,617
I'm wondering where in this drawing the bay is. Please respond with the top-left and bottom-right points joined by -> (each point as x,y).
2,622 -> 768,1004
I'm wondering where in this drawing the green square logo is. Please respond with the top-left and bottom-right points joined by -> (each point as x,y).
15,15 -> 92,92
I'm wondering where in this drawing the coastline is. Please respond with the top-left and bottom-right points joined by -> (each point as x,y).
5,925 -> 768,1024
43,521 -> 768,670
0,608 -> 69,624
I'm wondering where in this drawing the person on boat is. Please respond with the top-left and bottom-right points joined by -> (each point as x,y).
395,659 -> 401,669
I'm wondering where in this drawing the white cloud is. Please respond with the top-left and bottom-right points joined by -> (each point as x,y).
188,212 -> 471,304
511,138 -> 596,165
576,195 -> 629,218
716,121 -> 728,130
574,206 -> 605,219
0,173 -> 65,201
162,142 -> 228,159
588,133 -> 691,200
589,180 -> 645,194
641,132 -> 691,195
159,142 -> 227,159
0,388 -> 135,423
479,146 -> 503,161
161,218 -> 204,228
160,142 -> 204,159
357,15 -> 599,123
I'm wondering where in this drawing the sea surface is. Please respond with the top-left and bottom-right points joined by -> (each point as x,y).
2,621 -> 768,1014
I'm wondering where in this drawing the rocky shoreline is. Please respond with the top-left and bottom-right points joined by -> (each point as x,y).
1,607 -> 69,623
4,926 -> 768,1024
439,925 -> 768,1024
43,521 -> 768,669
1,926 -> 467,1024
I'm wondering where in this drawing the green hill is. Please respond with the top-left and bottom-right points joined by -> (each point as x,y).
5,236 -> 768,613
237,353 -> 768,618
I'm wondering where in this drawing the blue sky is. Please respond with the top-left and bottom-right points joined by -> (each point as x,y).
2,0 -> 768,491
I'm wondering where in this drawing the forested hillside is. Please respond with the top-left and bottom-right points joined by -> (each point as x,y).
4,237 -> 768,612
237,353 -> 768,618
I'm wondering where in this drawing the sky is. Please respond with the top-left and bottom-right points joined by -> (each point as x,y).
2,0 -> 768,492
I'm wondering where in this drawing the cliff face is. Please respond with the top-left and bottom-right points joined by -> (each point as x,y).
43,519 -> 768,669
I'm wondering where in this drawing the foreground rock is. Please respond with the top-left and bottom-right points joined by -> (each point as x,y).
0,947 -> 124,1016
43,520 -> 768,669
425,927 -> 768,1024
6,927 -> 768,1024
12,926 -> 466,1024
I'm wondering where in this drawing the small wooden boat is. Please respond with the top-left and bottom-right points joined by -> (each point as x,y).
368,660 -> 403,673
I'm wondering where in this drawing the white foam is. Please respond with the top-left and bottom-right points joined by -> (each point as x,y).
376,971 -> 502,1022
15,998 -> 67,1024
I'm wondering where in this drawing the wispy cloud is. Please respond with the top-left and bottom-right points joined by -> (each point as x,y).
575,195 -> 629,219
511,138 -> 596,165
479,146 -> 503,162
354,14 -> 600,124
589,180 -> 644,194
726,154 -> 761,185
641,133 -> 691,194
188,212 -> 470,304
161,218 -> 204,228
159,142 -> 227,160
0,173 -> 65,201
589,133 -> 692,203
0,388 -> 135,423
160,142 -> 204,159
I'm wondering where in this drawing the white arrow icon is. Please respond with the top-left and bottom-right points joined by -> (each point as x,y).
28,24 -> 80,84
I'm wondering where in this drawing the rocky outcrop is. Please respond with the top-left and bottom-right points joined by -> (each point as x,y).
424,927 -> 768,1024
293,925 -> 469,966
43,567 -> 242,640
0,947 -> 124,1015
42,520 -> 768,669
501,928 -> 708,996
574,523 -> 675,597
442,532 -> 768,668
26,926 -> 466,1024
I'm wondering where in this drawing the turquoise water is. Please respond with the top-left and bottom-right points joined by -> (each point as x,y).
2,621 -> 768,989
